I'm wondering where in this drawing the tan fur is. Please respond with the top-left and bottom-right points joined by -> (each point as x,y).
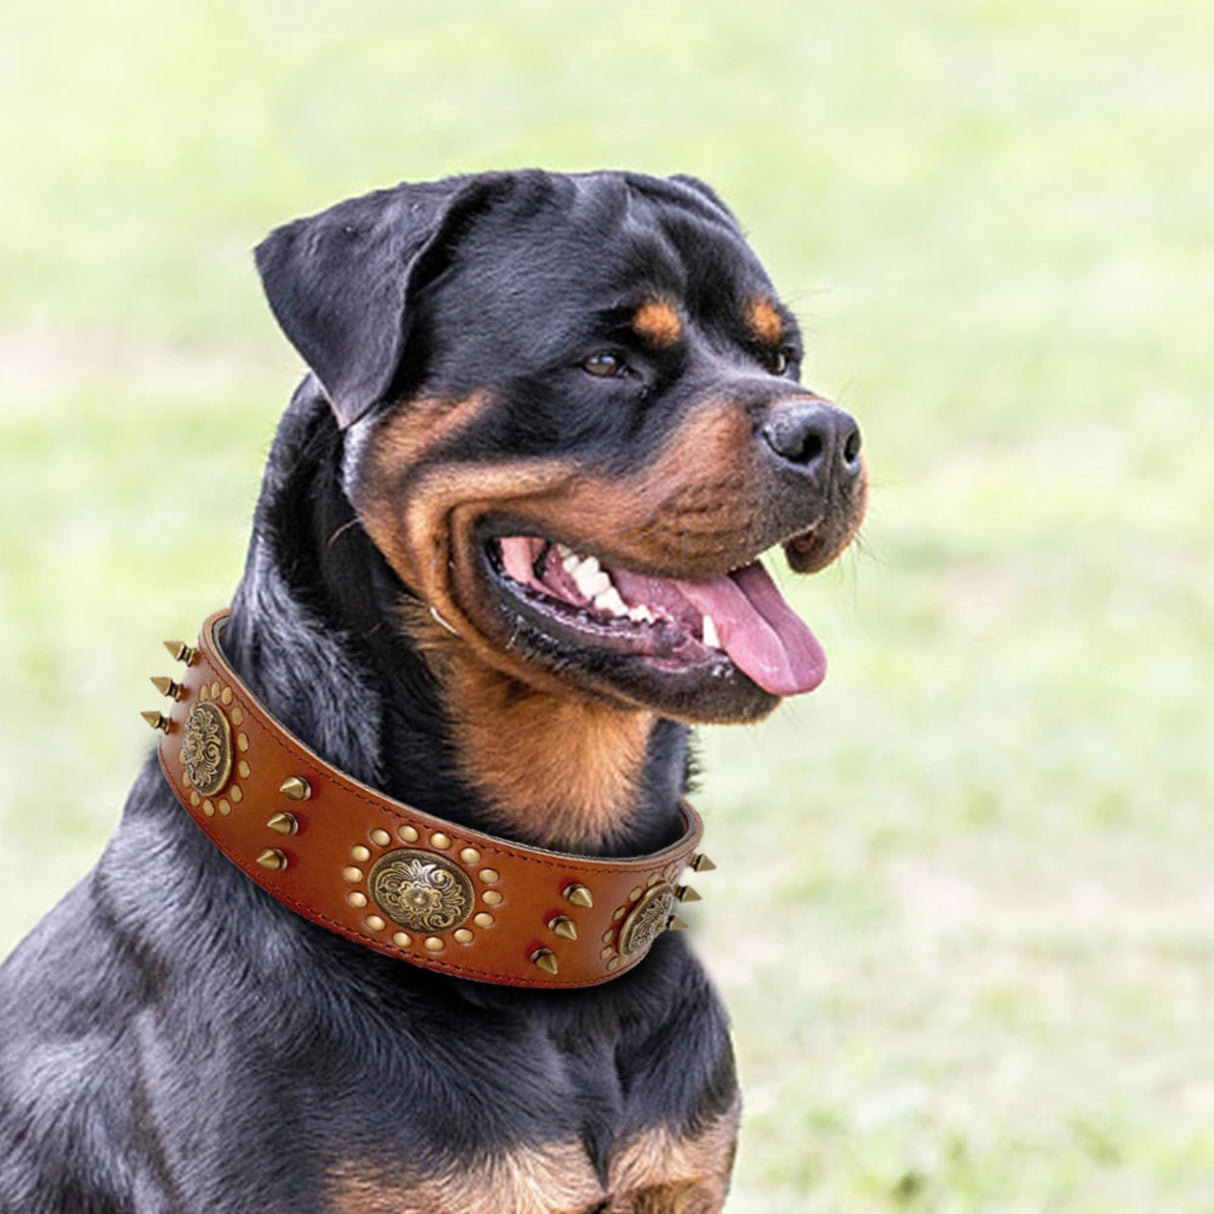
325,1141 -> 603,1214
632,299 -> 683,348
609,1098 -> 741,1212
746,298 -> 783,346
442,648 -> 657,850
368,393 -> 491,471
397,597 -> 655,849
325,1102 -> 740,1213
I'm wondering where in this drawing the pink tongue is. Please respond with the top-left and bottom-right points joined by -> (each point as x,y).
672,563 -> 826,696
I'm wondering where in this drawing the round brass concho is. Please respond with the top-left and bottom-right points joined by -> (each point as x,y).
368,850 -> 475,933
181,701 -> 233,797
618,882 -> 675,957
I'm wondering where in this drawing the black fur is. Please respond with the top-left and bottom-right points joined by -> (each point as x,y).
0,169 -> 847,1211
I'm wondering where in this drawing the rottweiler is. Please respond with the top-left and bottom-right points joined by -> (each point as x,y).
0,170 -> 865,1213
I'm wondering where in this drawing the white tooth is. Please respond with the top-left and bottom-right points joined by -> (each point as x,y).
556,543 -> 574,559
636,605 -> 655,623
574,563 -> 611,598
562,555 -> 580,573
569,555 -> 603,594
628,605 -> 647,622
594,588 -> 628,617
702,614 -> 721,649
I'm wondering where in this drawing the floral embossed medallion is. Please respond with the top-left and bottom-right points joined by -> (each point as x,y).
618,882 -> 675,956
369,850 -> 475,932
181,701 -> 233,797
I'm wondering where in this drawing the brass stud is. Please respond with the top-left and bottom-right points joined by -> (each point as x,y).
141,710 -> 169,732
531,949 -> 559,976
601,946 -> 614,960
647,873 -> 662,886
201,799 -> 214,816
221,687 -> 233,705
690,853 -> 717,872
392,931 -> 412,948
473,912 -> 495,928
478,868 -> 500,884
482,890 -> 503,906
199,685 -> 208,701
150,676 -> 181,700
230,707 -> 244,726
602,929 -> 614,944
279,776 -> 310,801
629,886 -> 644,902
424,936 -> 444,952
347,891 -> 367,908
163,640 -> 196,664
190,790 -> 201,807
612,907 -> 626,922
230,785 -> 243,803
564,883 -> 594,909
453,928 -> 474,944
350,845 -> 371,863
238,761 -> 250,779
549,916 -> 578,941
430,832 -> 451,850
606,956 -> 621,972
667,914 -> 689,932
460,847 -> 481,865
218,799 -> 231,816
256,848 -> 287,872
209,682 -> 221,699
676,885 -> 702,903
237,732 -> 249,753
267,812 -> 297,836
398,825 -> 419,843
370,828 -> 391,848
366,915 -> 385,932
342,866 -> 363,883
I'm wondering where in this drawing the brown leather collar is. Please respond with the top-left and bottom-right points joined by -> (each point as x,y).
150,610 -> 711,989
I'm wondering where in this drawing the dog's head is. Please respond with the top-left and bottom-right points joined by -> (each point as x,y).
256,170 -> 866,725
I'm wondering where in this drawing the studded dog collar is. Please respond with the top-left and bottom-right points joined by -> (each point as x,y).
148,610 -> 712,988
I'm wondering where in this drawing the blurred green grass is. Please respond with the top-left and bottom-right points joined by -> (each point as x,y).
2,0 -> 1212,1208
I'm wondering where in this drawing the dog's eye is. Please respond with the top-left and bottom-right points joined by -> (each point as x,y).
583,352 -> 628,379
769,349 -> 790,375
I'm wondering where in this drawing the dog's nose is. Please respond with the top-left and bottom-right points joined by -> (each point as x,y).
761,398 -> 862,483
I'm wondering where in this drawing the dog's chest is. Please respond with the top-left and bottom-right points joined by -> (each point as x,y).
325,1099 -> 739,1214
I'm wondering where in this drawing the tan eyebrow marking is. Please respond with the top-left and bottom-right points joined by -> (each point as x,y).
747,297 -> 784,345
632,298 -> 683,347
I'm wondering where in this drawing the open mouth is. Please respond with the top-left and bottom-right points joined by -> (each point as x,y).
485,535 -> 827,697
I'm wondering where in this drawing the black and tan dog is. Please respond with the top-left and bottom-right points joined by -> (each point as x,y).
0,171 -> 865,1212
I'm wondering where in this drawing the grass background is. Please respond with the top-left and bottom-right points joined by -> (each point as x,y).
2,0 -> 1211,1208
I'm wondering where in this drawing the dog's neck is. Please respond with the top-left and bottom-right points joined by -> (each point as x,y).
223,386 -> 689,858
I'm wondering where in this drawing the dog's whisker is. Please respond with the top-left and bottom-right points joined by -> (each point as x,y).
429,604 -> 460,636
326,517 -> 362,547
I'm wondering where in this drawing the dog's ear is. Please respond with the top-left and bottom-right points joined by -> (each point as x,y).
255,176 -> 500,429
